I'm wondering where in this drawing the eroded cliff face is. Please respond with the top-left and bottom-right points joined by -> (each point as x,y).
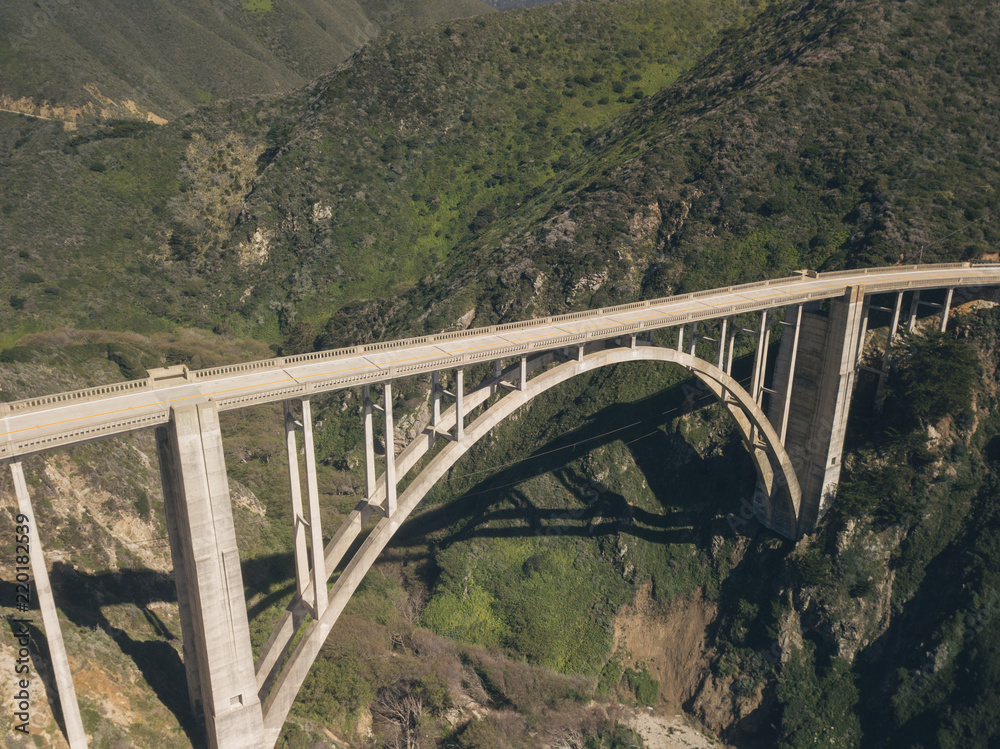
0,89 -> 168,130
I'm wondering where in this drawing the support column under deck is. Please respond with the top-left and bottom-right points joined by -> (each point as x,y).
455,369 -> 465,442
9,462 -> 88,749
300,399 -> 326,616
907,290 -> 921,332
750,311 -> 770,403
941,288 -> 954,332
766,288 -> 866,533
717,318 -> 728,371
874,291 -> 904,409
283,403 -> 309,600
768,304 -> 803,445
156,402 -> 266,749
384,383 -> 397,516
725,318 -> 737,376
363,386 -> 377,499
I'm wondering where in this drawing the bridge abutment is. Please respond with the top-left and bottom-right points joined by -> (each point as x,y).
155,402 -> 266,749
768,287 -> 865,532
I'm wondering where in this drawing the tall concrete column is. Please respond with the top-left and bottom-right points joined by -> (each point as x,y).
768,305 -> 803,445
363,386 -> 377,499
750,311 -> 770,403
855,296 -> 872,367
907,290 -> 921,332
725,318 -> 737,376
156,402 -> 266,749
300,399 -> 326,616
383,383 -> 397,516
940,288 -> 954,332
156,427 -> 204,718
766,288 -> 866,532
282,403 -> 309,600
9,462 -> 88,749
455,369 -> 465,442
717,318 -> 728,370
874,291 -> 904,409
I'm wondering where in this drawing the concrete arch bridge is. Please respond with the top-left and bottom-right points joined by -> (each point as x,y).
3,262 -> 999,748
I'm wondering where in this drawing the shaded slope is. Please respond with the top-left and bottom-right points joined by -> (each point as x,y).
0,0 -> 492,120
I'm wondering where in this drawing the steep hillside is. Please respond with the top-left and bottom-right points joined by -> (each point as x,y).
0,0 -> 492,123
482,0 -> 564,9
371,0 -> 1000,339
4,0 -> 1000,747
0,0 -> 759,350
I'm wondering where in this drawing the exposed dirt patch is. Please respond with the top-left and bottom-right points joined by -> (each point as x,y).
628,709 -> 723,748
612,582 -> 716,711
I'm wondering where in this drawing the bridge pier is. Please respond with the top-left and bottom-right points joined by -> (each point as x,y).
767,287 -> 866,532
155,403 -> 266,749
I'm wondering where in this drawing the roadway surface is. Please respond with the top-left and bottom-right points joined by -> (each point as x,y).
3,263 -> 999,460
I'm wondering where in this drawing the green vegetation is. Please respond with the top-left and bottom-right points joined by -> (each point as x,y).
0,0 -> 761,348
777,649 -> 860,748
5,0 -> 1000,746
0,0 -> 493,120
421,537 -> 628,672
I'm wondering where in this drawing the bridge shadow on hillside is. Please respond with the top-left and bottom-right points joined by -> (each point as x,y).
0,552 -> 300,749
392,363 -> 760,555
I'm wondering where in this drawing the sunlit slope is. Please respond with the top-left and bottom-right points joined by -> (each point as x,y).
0,0 -> 758,346
0,0 -> 492,120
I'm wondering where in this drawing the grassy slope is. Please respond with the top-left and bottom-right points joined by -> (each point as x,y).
0,2 -> 765,746
0,0 -> 492,118
373,0 -> 1000,341
226,0 -> 759,332
4,0 -> 1000,745
0,0 -> 758,352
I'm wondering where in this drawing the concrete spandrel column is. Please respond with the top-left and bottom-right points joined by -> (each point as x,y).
725,319 -> 737,376
941,287 -> 954,332
907,290 -> 921,332
159,402 -> 266,749
300,398 -> 327,617
676,326 -> 684,352
10,462 -> 88,749
384,382 -> 397,516
751,310 -> 770,403
519,357 -> 528,390
717,318 -> 728,370
780,305 -> 803,444
363,386 -> 377,500
855,295 -> 871,367
431,373 -> 441,428
455,369 -> 465,442
875,291 -> 904,408
282,403 -> 309,599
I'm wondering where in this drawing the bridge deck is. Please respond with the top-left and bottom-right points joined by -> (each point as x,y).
3,263 -> 998,460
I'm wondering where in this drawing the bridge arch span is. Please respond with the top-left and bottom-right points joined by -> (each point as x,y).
261,343 -> 801,743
